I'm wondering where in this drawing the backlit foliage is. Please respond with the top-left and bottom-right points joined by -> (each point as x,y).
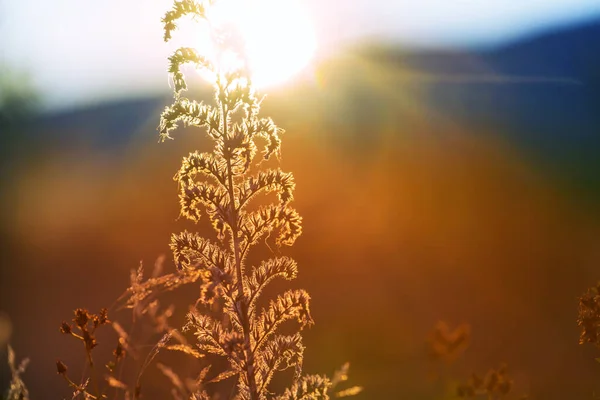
51,0 -> 360,398
154,1 -> 360,397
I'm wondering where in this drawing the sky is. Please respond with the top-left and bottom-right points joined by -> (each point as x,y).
2,0 -> 600,111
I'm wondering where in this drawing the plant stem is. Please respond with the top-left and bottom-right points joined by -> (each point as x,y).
85,349 -> 102,400
222,99 -> 259,400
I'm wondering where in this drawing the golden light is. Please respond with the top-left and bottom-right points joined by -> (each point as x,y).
197,0 -> 317,88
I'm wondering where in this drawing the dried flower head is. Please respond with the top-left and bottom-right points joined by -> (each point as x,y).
578,282 -> 600,346
73,308 -> 90,329
56,360 -> 68,376
59,322 -> 72,335
94,308 -> 110,326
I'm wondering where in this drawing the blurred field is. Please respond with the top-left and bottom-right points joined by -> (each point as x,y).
1,33 -> 600,399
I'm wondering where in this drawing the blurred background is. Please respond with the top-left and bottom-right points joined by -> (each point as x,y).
2,0 -> 600,398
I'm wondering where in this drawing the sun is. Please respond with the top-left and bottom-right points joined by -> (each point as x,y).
200,0 -> 317,88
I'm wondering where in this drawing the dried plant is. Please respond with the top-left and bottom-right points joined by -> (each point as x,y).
577,281 -> 600,347
4,345 -> 30,400
55,308 -> 122,400
427,322 -> 525,400
455,365 -> 513,400
574,283 -> 600,400
54,0 -> 360,399
153,1 -> 360,397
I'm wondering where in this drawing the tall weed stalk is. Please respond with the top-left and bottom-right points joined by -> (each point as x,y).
52,0 -> 360,399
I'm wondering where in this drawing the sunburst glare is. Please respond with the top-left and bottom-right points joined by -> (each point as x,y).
188,0 -> 317,88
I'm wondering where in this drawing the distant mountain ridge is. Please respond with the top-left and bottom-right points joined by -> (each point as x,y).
3,17 -> 600,203
359,18 -> 600,201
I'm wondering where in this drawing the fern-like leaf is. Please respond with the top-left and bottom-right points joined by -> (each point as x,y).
184,312 -> 228,357
240,205 -> 302,249
246,257 -> 298,317
177,151 -> 228,188
275,375 -> 332,400
162,0 -> 211,41
170,231 -> 232,272
239,169 -> 296,209
168,47 -> 214,95
178,181 -> 229,224
219,123 -> 258,175
256,333 -> 304,394
160,98 -> 222,141
253,290 -> 313,352
248,117 -> 283,160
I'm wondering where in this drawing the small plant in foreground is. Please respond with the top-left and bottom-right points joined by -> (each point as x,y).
5,345 -> 29,400
56,308 -> 118,399
54,0 -> 360,399
427,321 -> 525,400
576,282 -> 600,398
455,364 -> 513,400
577,282 -> 600,347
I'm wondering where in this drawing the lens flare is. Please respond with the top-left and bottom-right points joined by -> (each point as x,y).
196,0 -> 316,88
